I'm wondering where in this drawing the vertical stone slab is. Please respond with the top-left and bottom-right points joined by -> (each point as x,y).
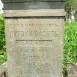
67,63 -> 77,77
2,0 -> 65,77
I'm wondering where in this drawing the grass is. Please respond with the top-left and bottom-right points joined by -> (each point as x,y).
0,51 -> 7,64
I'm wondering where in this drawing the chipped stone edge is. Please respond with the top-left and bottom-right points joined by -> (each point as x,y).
0,62 -> 7,77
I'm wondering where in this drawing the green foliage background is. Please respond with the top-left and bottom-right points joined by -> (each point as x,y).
64,22 -> 77,64
0,16 -> 6,64
63,21 -> 77,73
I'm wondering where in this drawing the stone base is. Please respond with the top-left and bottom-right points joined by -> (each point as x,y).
0,62 -> 7,77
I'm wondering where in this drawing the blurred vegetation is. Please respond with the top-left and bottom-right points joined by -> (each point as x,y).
64,21 -> 77,64
63,21 -> 77,76
65,0 -> 77,12
65,0 -> 77,23
0,16 -> 7,64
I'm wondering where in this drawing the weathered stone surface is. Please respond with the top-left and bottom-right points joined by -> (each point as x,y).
3,2 -> 64,10
5,18 -> 64,40
67,63 -> 77,77
2,0 -> 64,3
4,10 -> 65,17
0,62 -> 7,77
5,17 -> 64,77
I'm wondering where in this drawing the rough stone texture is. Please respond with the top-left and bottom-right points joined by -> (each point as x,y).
0,62 -> 7,77
4,2 -> 64,10
5,18 -> 64,77
3,2 -> 64,10
67,63 -> 77,77
2,0 -> 64,10
4,10 -> 65,17
2,0 -> 64,3
2,0 -> 64,77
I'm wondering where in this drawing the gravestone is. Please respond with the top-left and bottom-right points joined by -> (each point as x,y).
67,63 -> 77,77
2,0 -> 65,77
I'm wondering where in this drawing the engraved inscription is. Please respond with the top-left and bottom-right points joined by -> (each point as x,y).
15,47 -> 53,64
16,40 -> 52,47
5,18 -> 63,77
10,30 -> 58,38
5,19 -> 63,40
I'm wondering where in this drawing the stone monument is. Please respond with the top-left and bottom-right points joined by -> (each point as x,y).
1,0 -> 65,77
67,63 -> 77,77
